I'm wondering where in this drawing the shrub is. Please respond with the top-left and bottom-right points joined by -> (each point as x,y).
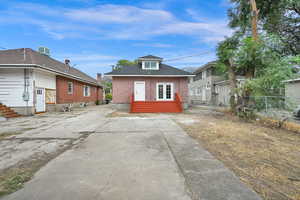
105,93 -> 112,101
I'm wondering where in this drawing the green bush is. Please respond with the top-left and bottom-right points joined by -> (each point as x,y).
95,100 -> 100,105
105,93 -> 112,101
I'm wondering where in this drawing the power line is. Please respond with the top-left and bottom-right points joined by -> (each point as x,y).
164,51 -> 213,62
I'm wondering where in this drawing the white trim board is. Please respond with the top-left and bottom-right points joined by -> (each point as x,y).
0,64 -> 99,86
105,74 -> 195,77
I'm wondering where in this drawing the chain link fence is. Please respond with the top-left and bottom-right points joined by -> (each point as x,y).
248,96 -> 300,121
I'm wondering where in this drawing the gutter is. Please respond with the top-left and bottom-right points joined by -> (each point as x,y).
104,74 -> 195,77
0,64 -> 102,87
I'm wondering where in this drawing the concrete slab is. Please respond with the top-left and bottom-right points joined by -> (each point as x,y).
0,116 -> 7,122
2,111 -> 262,200
4,130 -> 191,200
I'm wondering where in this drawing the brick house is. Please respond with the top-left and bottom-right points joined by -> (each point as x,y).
0,48 -> 103,117
105,55 -> 194,113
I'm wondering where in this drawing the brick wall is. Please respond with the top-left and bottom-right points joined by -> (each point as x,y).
56,76 -> 103,104
112,77 -> 188,104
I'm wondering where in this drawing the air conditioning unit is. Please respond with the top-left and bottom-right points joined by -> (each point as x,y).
38,47 -> 50,56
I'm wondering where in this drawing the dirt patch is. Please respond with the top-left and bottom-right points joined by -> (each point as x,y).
0,140 -> 73,197
175,111 -> 300,200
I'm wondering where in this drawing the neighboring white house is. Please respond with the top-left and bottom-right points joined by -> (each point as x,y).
284,78 -> 300,106
0,67 -> 56,115
0,48 -> 102,116
188,61 -> 223,105
214,78 -> 245,106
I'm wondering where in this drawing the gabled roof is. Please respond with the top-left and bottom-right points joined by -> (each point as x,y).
138,55 -> 163,60
0,48 -> 99,86
194,61 -> 217,74
105,63 -> 193,77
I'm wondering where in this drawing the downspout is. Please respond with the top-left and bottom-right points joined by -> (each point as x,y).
23,69 -> 30,115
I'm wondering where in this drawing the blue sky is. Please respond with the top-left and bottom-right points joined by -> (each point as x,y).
0,0 -> 233,78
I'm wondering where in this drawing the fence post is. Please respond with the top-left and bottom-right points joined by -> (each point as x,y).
265,96 -> 268,113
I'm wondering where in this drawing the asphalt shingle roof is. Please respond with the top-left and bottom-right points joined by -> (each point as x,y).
105,63 -> 193,76
0,48 -> 98,85
193,61 -> 217,74
138,55 -> 163,60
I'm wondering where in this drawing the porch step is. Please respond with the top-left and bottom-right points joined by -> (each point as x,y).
131,101 -> 182,113
0,103 -> 21,118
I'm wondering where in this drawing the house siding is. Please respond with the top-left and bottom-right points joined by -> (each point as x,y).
286,81 -> 300,105
34,70 -> 56,90
0,68 -> 34,107
56,76 -> 102,104
112,77 -> 188,103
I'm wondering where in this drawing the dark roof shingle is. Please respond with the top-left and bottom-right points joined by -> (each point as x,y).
105,63 -> 193,76
138,55 -> 163,60
0,48 -> 98,85
194,61 -> 217,74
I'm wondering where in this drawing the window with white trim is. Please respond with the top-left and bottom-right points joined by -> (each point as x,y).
68,82 -> 73,94
83,85 -> 90,97
156,83 -> 173,101
143,61 -> 159,70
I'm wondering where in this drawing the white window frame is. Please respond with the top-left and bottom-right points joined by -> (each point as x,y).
83,85 -> 90,97
67,82 -> 73,94
156,82 -> 174,101
142,61 -> 159,70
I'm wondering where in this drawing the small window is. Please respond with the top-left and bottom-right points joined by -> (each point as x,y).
143,61 -> 158,70
193,71 -> 202,81
37,89 -> 43,95
83,85 -> 90,97
68,82 -> 73,94
197,87 -> 202,96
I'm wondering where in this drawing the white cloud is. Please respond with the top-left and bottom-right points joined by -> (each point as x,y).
133,43 -> 173,48
65,4 -> 174,24
2,3 -> 232,42
57,53 -> 118,62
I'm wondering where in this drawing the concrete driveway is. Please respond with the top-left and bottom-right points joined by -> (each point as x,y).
2,108 -> 261,200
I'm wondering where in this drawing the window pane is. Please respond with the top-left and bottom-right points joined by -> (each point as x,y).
158,85 -> 163,99
166,84 -> 171,99
145,61 -> 150,68
150,61 -> 156,68
68,82 -> 73,94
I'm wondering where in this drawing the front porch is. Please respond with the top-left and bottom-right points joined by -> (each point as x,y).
130,93 -> 183,113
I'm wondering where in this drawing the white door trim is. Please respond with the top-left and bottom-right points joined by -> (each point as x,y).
156,82 -> 174,101
35,87 -> 46,112
134,81 -> 145,101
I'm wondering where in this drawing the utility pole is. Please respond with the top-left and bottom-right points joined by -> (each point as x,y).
250,0 -> 259,42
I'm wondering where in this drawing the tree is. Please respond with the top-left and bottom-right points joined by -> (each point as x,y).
216,32 -> 241,112
117,59 -> 137,66
217,32 -> 299,113
228,0 -> 300,55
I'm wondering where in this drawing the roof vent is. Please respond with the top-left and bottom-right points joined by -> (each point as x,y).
38,47 -> 50,56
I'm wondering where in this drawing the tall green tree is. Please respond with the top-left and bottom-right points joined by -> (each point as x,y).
216,32 -> 241,112
228,0 -> 300,55
116,59 -> 137,66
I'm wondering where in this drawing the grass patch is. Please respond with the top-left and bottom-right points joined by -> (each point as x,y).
175,111 -> 300,200
0,132 -> 22,140
0,169 -> 33,196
